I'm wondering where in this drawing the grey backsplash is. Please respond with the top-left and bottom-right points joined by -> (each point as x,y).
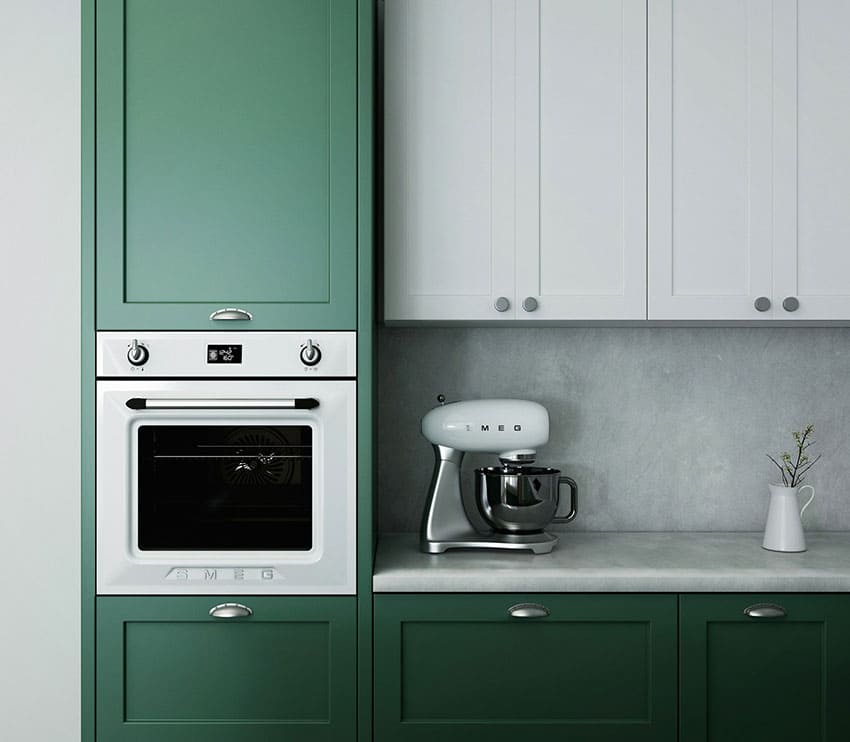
377,326 -> 850,534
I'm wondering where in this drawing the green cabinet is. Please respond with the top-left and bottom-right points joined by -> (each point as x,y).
95,0 -> 357,330
374,593 -> 677,742
96,596 -> 356,741
680,594 -> 850,742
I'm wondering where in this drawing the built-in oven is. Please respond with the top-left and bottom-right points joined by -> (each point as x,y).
96,332 -> 356,595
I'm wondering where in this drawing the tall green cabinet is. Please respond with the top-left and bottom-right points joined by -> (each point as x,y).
82,0 -> 374,740
94,0 -> 358,331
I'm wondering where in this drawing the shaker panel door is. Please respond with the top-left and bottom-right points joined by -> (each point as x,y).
96,596 -> 356,741
515,0 -> 647,320
648,0 -> 774,320
773,0 -> 850,319
96,0 -> 357,330
374,593 -> 677,742
383,0 -> 517,321
680,594 -> 850,742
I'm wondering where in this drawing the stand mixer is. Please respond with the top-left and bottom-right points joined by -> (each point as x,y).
420,397 -> 578,554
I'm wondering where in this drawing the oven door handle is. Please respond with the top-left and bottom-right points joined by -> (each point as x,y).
125,398 -> 319,410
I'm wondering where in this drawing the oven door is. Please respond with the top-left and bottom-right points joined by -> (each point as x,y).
96,379 -> 355,594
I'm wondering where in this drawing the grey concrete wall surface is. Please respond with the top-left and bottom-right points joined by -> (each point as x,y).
378,326 -> 850,534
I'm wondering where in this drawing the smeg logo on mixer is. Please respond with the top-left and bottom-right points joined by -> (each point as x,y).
478,424 -> 523,432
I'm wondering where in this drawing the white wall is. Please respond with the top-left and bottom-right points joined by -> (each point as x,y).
0,1 -> 81,740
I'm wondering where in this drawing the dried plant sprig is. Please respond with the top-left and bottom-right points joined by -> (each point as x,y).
767,424 -> 822,487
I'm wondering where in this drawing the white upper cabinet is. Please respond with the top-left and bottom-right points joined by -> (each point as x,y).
384,0 -> 647,322
383,0 -> 517,321
387,0 -> 850,323
649,0 -> 850,321
648,0 -> 775,320
516,0 -> 647,320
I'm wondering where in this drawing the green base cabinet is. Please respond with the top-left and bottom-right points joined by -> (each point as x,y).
374,594 -> 677,742
680,594 -> 850,742
96,596 -> 355,741
95,0 -> 357,331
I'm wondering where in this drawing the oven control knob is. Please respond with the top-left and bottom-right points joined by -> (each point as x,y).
127,339 -> 149,366
300,340 -> 322,367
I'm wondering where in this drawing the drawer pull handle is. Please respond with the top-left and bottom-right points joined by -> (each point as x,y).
744,603 -> 787,619
210,307 -> 253,321
508,603 -> 549,619
209,603 -> 253,619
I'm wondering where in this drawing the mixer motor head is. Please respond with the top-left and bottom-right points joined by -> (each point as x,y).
421,398 -> 550,457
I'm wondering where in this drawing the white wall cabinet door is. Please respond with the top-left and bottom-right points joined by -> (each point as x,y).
383,0 -> 518,321
773,0 -> 850,320
515,0 -> 647,320
648,0 -> 775,320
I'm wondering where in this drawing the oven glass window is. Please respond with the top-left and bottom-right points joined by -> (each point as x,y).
137,425 -> 312,550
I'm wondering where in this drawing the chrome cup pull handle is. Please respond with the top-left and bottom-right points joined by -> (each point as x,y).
552,476 -> 578,524
508,603 -> 550,619
744,603 -> 787,619
209,603 -> 253,619
210,307 -> 253,320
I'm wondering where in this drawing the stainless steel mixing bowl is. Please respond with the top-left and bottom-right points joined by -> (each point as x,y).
474,465 -> 578,533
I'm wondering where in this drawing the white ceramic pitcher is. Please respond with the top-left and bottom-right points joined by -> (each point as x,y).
762,484 -> 815,552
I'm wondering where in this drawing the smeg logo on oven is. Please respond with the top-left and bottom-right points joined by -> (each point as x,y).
165,567 -> 280,582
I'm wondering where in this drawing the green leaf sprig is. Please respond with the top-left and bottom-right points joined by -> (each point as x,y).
767,424 -> 822,488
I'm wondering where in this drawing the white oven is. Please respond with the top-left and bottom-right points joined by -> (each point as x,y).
95,332 -> 356,595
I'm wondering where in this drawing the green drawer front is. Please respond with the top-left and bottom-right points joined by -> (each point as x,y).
97,596 -> 356,741
374,594 -> 677,742
680,594 -> 850,742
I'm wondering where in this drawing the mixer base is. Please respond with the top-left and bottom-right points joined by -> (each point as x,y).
422,531 -> 558,554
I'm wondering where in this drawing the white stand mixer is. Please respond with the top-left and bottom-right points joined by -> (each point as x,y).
420,398 -> 577,554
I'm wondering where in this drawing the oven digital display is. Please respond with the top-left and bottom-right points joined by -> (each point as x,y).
207,345 -> 242,364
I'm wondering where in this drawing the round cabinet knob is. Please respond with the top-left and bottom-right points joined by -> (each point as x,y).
127,339 -> 149,366
493,296 -> 511,313
754,296 -> 772,312
782,296 -> 800,312
522,297 -> 539,313
300,340 -> 322,366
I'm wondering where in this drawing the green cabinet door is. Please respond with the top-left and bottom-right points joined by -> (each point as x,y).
680,594 -> 850,742
96,596 -> 355,741
374,593 -> 677,742
95,0 -> 357,331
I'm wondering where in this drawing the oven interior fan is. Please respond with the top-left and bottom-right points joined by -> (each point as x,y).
221,428 -> 295,487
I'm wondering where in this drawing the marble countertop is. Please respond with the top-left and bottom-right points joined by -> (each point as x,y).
373,532 -> 850,592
